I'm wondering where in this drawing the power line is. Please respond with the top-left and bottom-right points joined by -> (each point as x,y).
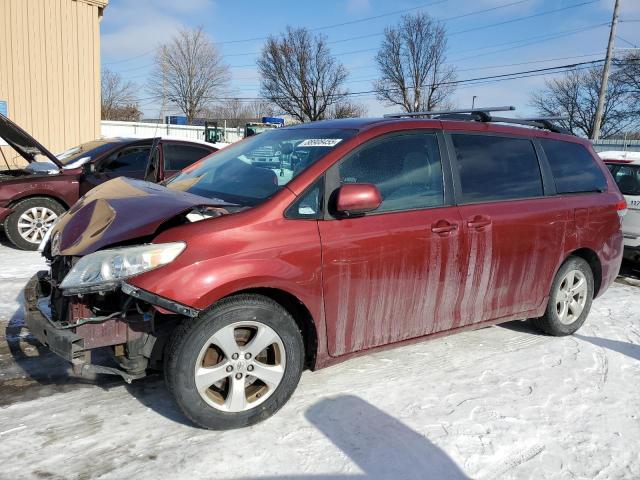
133,58 -> 614,103
104,1 -> 451,65
326,0 -> 533,45
233,52 -> 606,89
103,49 -> 155,66
452,23 -> 608,62
448,0 -> 599,36
452,22 -> 608,57
150,0 -> 537,63
616,35 -> 638,48
104,0 -> 594,71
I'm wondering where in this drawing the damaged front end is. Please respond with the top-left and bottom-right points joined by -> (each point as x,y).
22,176 -> 236,382
24,249 -> 199,383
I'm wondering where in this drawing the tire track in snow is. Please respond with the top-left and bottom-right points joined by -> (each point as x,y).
476,443 -> 545,479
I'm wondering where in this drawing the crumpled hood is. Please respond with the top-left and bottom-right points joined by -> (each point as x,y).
53,177 -> 232,256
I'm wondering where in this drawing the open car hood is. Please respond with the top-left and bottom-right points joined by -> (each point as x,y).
52,177 -> 233,256
0,113 -> 62,167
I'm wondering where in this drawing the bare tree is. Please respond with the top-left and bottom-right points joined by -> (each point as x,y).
148,26 -> 230,124
246,99 -> 277,119
203,99 -> 275,121
258,27 -> 348,122
530,67 -> 635,138
329,100 -> 367,119
374,13 -> 456,113
615,52 -> 640,109
101,68 -> 141,121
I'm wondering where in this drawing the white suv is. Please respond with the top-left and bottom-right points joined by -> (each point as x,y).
601,151 -> 640,260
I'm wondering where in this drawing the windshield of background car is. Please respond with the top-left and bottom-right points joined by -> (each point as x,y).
165,127 -> 357,206
56,140 -> 121,165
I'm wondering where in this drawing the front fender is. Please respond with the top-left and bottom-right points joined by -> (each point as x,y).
127,216 -> 324,320
131,256 -> 320,311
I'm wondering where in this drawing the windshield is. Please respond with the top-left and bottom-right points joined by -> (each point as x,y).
607,163 -> 640,196
166,127 -> 357,206
246,124 -> 278,136
56,140 -> 122,165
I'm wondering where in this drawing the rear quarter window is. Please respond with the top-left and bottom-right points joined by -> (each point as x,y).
540,139 -> 607,194
164,144 -> 213,171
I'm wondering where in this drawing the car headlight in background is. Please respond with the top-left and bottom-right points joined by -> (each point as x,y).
59,242 -> 186,295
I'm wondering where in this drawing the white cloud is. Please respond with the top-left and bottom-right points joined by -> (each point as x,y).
101,0 -> 217,61
346,0 -> 371,15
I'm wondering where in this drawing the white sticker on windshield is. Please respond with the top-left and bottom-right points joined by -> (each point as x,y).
297,138 -> 342,147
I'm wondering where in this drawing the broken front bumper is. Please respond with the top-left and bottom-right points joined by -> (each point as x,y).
23,271 -> 156,382
24,272 -> 84,361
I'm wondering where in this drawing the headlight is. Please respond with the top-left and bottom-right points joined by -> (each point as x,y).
59,242 -> 185,294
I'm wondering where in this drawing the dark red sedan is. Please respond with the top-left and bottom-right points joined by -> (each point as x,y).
25,109 -> 624,430
0,113 -> 219,249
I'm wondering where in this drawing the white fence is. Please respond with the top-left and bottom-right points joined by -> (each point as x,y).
592,139 -> 640,153
100,120 -> 244,144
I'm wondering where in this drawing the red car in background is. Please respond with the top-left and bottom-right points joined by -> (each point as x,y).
25,108 -> 624,430
0,113 -> 219,249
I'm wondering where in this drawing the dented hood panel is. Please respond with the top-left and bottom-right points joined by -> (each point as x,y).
54,177 -> 231,256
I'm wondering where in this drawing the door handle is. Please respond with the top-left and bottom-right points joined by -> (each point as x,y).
467,215 -> 492,229
431,220 -> 458,235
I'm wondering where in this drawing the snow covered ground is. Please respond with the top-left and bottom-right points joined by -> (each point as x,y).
0,239 -> 639,480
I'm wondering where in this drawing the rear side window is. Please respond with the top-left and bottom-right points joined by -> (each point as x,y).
338,132 -> 444,213
607,164 -> 640,196
451,134 -> 543,203
540,139 -> 606,194
164,144 -> 212,171
101,145 -> 150,173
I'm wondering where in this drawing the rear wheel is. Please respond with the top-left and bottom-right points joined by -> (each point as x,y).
532,256 -> 594,336
165,294 -> 304,430
4,197 -> 65,250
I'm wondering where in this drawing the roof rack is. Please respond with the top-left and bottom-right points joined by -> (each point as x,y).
383,106 -> 572,135
383,106 -> 515,119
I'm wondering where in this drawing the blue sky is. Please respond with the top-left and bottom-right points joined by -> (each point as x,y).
100,0 -> 640,119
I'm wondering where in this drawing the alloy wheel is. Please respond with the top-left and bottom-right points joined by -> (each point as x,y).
194,321 -> 286,412
17,207 -> 58,244
555,269 -> 588,325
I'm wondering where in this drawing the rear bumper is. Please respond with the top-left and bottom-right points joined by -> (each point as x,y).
24,272 -> 84,361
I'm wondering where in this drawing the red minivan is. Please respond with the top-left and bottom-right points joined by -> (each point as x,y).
25,109 -> 625,429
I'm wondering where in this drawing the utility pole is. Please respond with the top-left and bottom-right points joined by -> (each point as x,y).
592,0 -> 621,140
472,96 -> 477,109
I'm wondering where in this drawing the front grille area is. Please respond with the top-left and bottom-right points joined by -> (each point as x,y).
49,255 -> 74,324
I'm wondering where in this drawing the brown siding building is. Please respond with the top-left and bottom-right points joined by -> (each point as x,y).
0,0 -> 108,167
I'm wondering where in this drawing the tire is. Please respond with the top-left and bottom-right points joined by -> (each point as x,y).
532,256 -> 594,336
4,197 -> 66,250
165,294 -> 304,430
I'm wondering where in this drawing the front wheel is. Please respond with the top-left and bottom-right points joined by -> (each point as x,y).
4,197 -> 66,250
532,256 -> 594,336
165,294 -> 304,429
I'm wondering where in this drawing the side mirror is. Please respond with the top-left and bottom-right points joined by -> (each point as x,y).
83,162 -> 96,175
334,183 -> 382,217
